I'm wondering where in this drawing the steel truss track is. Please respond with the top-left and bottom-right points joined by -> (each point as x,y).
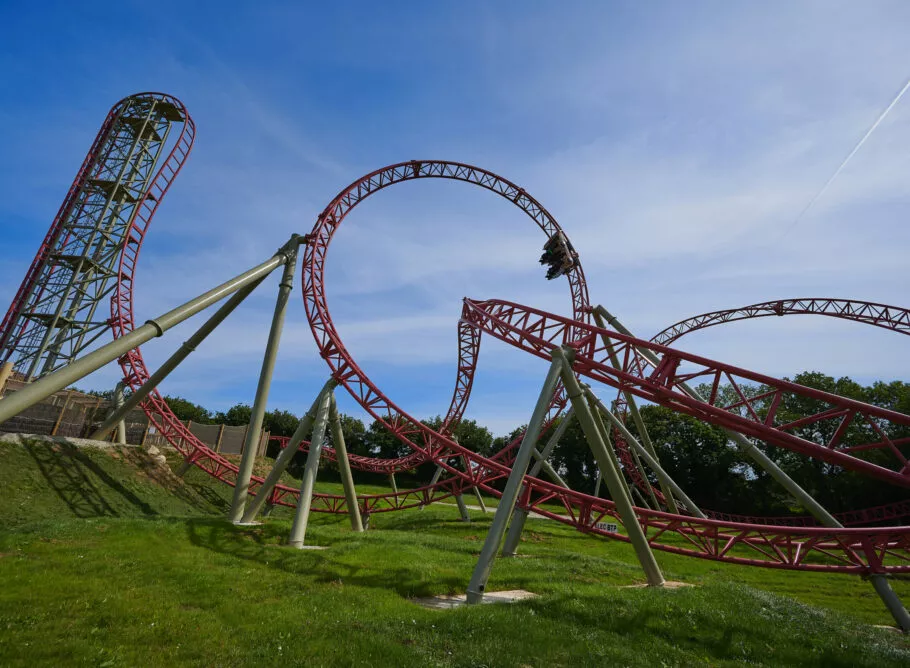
112,161 -> 582,514
607,298 -> 910,526
0,93 -> 193,379
107,158 -> 909,574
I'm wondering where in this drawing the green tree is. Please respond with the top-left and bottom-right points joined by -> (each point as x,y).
636,405 -> 757,513
263,409 -> 300,438
365,418 -> 411,459
163,395 -> 214,424
329,413 -> 369,456
216,403 -> 252,426
422,416 -> 494,456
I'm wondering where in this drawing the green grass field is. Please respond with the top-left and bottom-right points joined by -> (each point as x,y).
0,438 -> 908,666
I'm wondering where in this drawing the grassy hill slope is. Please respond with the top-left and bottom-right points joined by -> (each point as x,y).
0,437 -> 908,666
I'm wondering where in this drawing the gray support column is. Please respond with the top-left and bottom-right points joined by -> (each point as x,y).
389,473 -> 398,495
870,575 -> 910,632
501,507 -> 530,556
430,465 -> 445,486
287,392 -> 332,548
553,346 -> 665,587
89,276 -> 266,440
594,306 -> 909,628
240,379 -> 336,523
584,386 -> 640,513
472,485 -> 488,513
625,439 -> 659,510
455,494 -> 471,522
0,361 -> 13,398
329,394 -> 364,532
422,465 -> 445,509
229,242 -> 301,523
592,310 -> 676,513
585,388 -> 706,519
630,484 -> 650,508
466,357 -> 564,603
587,398 -> 657,510
502,408 -> 574,557
533,455 -> 569,488
113,382 -> 127,445
0,245 -> 291,425
530,408 -> 574,488
593,306 -> 837,525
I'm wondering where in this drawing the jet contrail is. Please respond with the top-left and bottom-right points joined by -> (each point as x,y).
790,75 -> 910,229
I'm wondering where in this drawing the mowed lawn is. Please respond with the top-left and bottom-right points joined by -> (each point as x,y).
0,439 -> 908,667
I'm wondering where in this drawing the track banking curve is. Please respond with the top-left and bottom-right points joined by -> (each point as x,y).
112,155 -> 909,575
609,298 -> 910,526
114,160 -> 585,515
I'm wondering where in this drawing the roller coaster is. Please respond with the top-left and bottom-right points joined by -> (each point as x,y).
0,93 -> 907,629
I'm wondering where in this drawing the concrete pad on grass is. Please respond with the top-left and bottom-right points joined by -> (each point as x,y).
413,589 -> 538,610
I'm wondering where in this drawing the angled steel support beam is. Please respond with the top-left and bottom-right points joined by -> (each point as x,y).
553,346 -> 665,587
288,391 -> 333,548
240,378 -> 337,523
594,306 -> 909,630
584,387 -> 706,519
230,238 -> 302,522
466,356 -> 564,603
455,494 -> 471,522
89,274 -> 267,440
329,393 -> 364,532
592,310 -> 675,513
502,407 -> 574,556
0,243 -> 294,425
593,306 -> 838,525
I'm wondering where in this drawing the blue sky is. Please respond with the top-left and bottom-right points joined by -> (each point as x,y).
2,1 -> 909,435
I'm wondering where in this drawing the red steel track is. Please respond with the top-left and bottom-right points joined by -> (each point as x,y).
112,158 -> 909,574
609,298 -> 910,526
462,299 -> 910,486
113,161 -> 583,508
653,298 -> 910,347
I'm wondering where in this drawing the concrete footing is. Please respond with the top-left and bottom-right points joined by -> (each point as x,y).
412,589 -> 538,610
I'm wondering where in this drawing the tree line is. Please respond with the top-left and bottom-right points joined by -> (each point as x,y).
160,371 -> 909,517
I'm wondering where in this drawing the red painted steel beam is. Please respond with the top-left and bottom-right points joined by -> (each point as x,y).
104,153 -> 909,574
461,298 -> 910,486
613,297 -> 910,525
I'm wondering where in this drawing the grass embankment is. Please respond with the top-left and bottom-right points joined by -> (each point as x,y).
0,437 -> 908,666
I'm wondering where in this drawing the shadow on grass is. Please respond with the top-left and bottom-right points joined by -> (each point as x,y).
185,518 -> 466,598
185,483 -> 231,513
22,440 -> 227,519
525,588 -> 870,668
24,440 -> 154,518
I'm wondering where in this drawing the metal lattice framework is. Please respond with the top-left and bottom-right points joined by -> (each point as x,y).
461,299 -> 910,486
653,298 -> 910,347
107,161 -> 583,509
97,158 -> 910,575
609,298 -> 910,526
0,93 -> 194,380
300,160 -> 588,469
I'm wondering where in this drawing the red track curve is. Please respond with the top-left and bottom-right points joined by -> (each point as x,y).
112,155 -> 909,574
611,298 -> 910,526
114,161 -> 584,512
653,298 -> 910,347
